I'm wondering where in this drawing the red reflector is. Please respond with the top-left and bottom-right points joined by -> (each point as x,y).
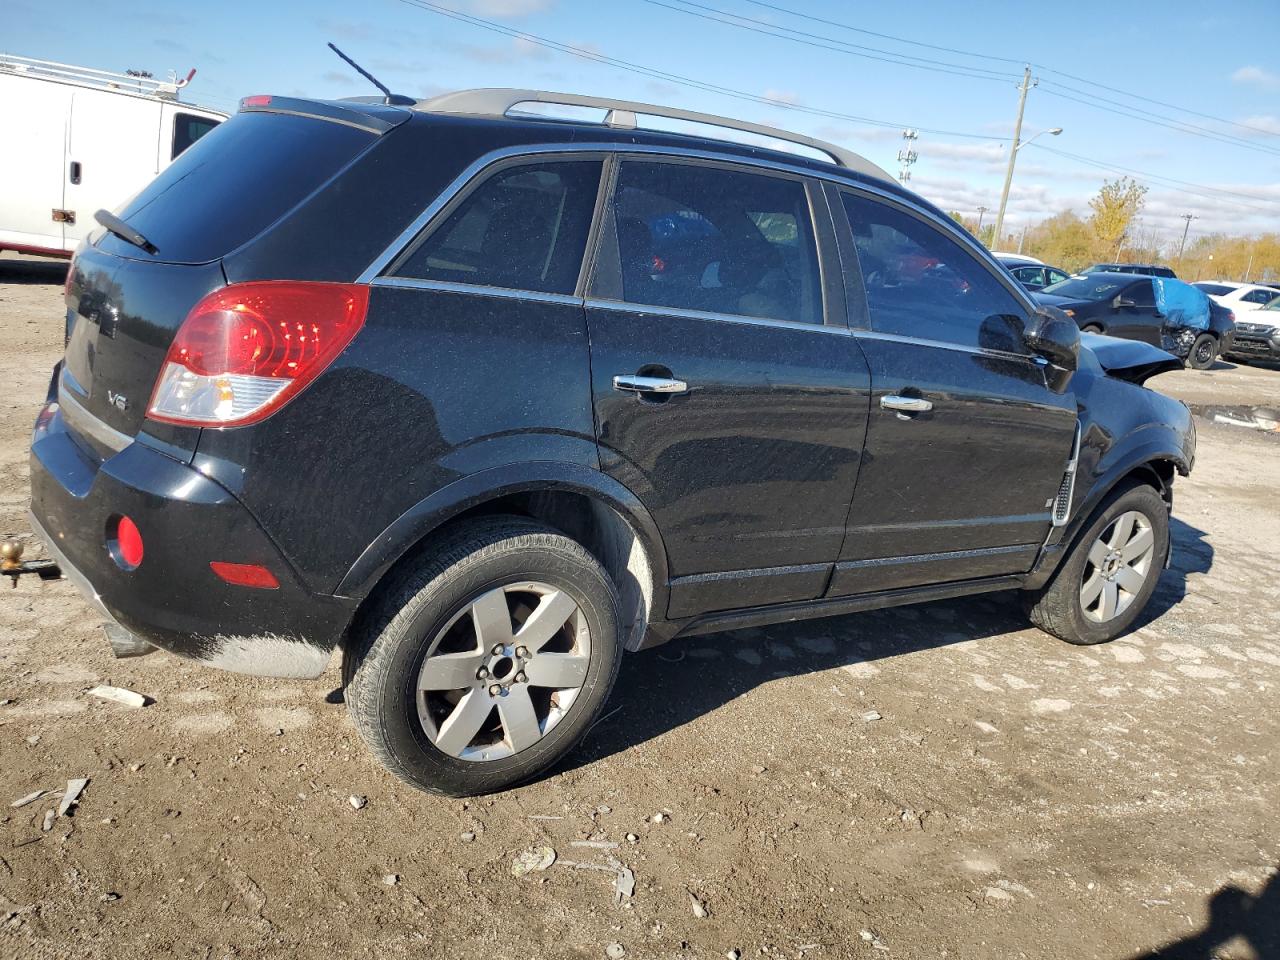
210,561 -> 280,590
241,94 -> 272,108
111,516 -> 144,569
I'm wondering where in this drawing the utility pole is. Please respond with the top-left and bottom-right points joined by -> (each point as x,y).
897,129 -> 919,183
1176,214 -> 1197,268
1017,223 -> 1029,254
992,65 -> 1034,253
976,205 -> 988,233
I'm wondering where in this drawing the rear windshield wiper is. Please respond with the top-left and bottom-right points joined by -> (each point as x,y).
93,210 -> 158,255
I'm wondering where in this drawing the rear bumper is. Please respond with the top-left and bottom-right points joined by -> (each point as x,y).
29,403 -> 358,678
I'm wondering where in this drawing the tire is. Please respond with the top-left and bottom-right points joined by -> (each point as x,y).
344,516 -> 622,796
1081,324 -> 1104,335
1187,333 -> 1218,370
1024,483 -> 1168,645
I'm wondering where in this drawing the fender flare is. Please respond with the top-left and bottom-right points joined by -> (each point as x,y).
1026,430 -> 1189,589
334,461 -> 671,608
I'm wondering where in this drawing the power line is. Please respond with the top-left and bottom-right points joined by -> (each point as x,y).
393,0 -> 1004,140
641,0 -> 1019,84
732,0 -> 1280,141
1029,144 -> 1280,216
645,0 -> 1280,158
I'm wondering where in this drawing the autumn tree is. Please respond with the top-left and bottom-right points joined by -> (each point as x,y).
1088,177 -> 1148,258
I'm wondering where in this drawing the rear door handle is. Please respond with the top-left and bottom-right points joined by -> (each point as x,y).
881,395 -> 933,413
613,375 -> 688,395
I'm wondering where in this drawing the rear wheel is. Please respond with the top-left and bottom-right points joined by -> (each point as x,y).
344,517 -> 621,795
1081,324 -> 1104,335
1187,333 -> 1218,370
1024,484 -> 1168,645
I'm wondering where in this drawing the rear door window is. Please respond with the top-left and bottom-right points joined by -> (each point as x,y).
841,191 -> 1026,349
393,160 -> 602,295
601,160 -> 823,326
171,112 -> 220,159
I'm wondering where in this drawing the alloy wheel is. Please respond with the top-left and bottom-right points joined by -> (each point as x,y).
1080,510 -> 1156,623
415,582 -> 591,762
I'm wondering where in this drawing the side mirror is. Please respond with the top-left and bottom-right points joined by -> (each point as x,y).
1114,296 -> 1137,309
1024,308 -> 1079,372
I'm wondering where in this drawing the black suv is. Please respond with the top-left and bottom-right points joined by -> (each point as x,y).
1083,262 -> 1177,279
30,90 -> 1196,795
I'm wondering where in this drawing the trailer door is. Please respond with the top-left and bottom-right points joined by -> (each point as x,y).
65,88 -> 162,248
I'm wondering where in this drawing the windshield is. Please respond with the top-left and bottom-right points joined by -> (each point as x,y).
1042,276 -> 1128,300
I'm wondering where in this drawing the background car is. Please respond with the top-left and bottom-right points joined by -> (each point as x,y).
1225,296 -> 1280,364
1083,262 -> 1177,278
1193,280 -> 1280,314
1036,273 -> 1233,369
998,256 -> 1071,292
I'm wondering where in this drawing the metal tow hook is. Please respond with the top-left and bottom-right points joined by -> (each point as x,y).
1,540 -> 60,587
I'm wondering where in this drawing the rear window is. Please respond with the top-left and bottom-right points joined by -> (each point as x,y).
99,112 -> 376,264
1194,283 -> 1234,296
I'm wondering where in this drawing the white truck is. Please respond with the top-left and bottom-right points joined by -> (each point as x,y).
0,54 -> 226,257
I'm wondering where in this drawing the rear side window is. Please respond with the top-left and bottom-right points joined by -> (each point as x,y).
1194,283 -> 1233,296
171,112 -> 220,159
1243,288 -> 1276,304
603,160 -> 822,325
1046,268 -> 1069,285
842,192 -> 1026,349
1014,266 -> 1045,285
394,160 -> 601,295
99,112 -> 375,264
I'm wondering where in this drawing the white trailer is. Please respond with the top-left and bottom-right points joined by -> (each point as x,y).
0,54 -> 226,257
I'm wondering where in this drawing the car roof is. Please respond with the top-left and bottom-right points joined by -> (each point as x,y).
1077,271 -> 1151,282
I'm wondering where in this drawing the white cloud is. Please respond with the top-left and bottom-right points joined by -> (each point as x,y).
458,36 -> 550,64
1232,65 -> 1280,89
1239,114 -> 1280,137
761,89 -> 800,106
461,0 -> 556,16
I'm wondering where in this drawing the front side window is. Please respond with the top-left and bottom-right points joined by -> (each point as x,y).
1014,266 -> 1046,286
395,160 -> 602,295
1126,279 -> 1156,307
1046,268 -> 1069,285
605,160 -> 822,325
1243,288 -> 1276,304
842,192 -> 1026,348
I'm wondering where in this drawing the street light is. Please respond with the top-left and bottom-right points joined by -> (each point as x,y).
992,126 -> 1062,249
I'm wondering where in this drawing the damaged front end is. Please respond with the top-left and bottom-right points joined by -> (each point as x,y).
1080,334 -> 1183,385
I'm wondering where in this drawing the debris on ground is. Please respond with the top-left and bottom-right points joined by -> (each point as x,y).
726,949 -> 740,960
58,778 -> 88,817
689,892 -> 709,918
87,686 -> 148,708
571,840 -> 620,850
605,943 -> 625,959
459,831 -> 476,843
382,874 -> 398,886
511,845 -> 557,877
614,866 -> 635,902
99,892 -> 120,903
862,710 -> 883,722
10,790 -> 48,809
859,929 -> 889,951
348,795 -> 367,810
41,809 -> 55,832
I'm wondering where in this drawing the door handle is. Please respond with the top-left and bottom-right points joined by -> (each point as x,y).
881,395 -> 933,413
69,161 -> 82,185
613,375 -> 688,395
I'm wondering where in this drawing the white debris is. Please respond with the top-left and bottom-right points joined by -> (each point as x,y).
382,874 -> 399,886
571,840 -> 620,850
10,790 -> 47,809
859,929 -> 889,951
41,809 -> 56,832
689,892 -> 709,918
348,795 -> 367,810
625,833 -> 639,843
614,867 -> 635,902
862,710 -> 883,722
605,944 -> 625,960
88,686 -> 148,708
727,950 -> 741,960
460,831 -> 476,843
511,845 -> 557,877
58,778 -> 89,817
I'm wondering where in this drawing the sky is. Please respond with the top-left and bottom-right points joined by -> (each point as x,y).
8,0 -> 1280,247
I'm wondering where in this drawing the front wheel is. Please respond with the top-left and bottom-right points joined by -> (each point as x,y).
1024,484 -> 1168,645
1081,324 -> 1104,335
1187,333 -> 1218,370
344,517 -> 621,795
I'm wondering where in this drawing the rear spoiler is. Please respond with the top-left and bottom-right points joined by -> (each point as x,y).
238,95 -> 410,134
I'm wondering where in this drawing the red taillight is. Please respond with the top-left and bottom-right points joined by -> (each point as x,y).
146,281 -> 368,427
241,94 -> 272,108
109,515 -> 144,570
210,561 -> 280,590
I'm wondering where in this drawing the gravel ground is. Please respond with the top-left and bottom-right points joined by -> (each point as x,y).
1,252 -> 1277,960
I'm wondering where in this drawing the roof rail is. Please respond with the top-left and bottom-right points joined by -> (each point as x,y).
416,88 -> 890,182
0,53 -> 195,101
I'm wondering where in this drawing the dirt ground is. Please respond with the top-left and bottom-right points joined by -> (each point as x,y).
1,251 -> 1277,960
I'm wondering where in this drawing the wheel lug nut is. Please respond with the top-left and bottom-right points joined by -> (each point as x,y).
515,646 -> 529,659
514,671 -> 527,683
491,644 -> 505,656
488,684 -> 501,697
476,667 -> 489,680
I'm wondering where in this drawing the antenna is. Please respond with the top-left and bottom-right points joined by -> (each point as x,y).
897,128 -> 919,183
326,42 -> 399,104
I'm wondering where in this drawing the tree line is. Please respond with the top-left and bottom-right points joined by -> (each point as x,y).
949,177 -> 1279,283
